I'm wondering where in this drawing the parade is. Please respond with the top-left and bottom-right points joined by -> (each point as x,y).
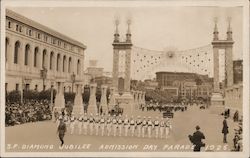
55,110 -> 172,139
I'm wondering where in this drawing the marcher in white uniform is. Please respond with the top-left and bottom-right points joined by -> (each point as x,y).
136,116 -> 142,137
63,114 -> 70,128
142,116 -> 147,138
83,113 -> 88,135
94,114 -> 100,136
112,115 -> 117,136
88,113 -> 94,135
154,117 -> 160,138
117,115 -> 123,136
147,117 -> 153,138
106,114 -> 112,136
100,114 -> 105,136
130,116 -> 135,137
70,114 -> 76,134
159,117 -> 165,139
78,114 -> 84,135
165,118 -> 172,139
123,115 -> 129,137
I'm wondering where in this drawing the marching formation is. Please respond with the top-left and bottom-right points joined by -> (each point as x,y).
56,113 -> 172,139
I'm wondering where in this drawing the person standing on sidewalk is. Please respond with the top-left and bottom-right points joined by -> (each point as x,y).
57,120 -> 67,146
222,116 -> 229,143
188,125 -> 206,152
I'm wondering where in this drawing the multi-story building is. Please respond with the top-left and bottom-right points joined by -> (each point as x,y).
156,71 -> 213,102
5,9 -> 86,93
233,60 -> 243,84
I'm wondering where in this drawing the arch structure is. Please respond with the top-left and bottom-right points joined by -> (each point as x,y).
131,44 -> 213,81
5,9 -> 86,94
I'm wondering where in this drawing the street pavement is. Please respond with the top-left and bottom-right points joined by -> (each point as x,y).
5,105 -> 238,152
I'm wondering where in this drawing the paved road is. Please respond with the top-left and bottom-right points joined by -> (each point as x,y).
5,105 -> 238,152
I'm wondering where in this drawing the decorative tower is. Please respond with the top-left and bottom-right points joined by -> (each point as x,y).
111,17 -> 133,115
213,17 -> 219,41
211,17 -> 234,114
126,19 -> 132,43
114,18 -> 120,43
226,17 -> 233,41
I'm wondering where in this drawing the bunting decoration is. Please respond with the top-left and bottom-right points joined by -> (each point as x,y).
131,44 -> 213,80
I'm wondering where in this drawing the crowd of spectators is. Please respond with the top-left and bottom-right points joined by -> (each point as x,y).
5,99 -> 52,126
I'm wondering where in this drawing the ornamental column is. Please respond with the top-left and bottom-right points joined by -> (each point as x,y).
88,83 -> 97,114
72,83 -> 84,117
100,85 -> 108,115
108,86 -> 116,109
124,49 -> 131,92
213,47 -> 220,92
54,81 -> 65,111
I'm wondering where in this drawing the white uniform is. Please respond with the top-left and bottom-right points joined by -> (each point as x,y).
147,119 -> 153,138
106,117 -> 112,136
89,117 -> 94,135
64,115 -> 70,128
130,119 -> 135,137
94,116 -> 100,136
117,118 -> 123,136
165,120 -> 171,139
77,116 -> 83,135
154,119 -> 160,138
123,118 -> 129,137
100,117 -> 105,136
112,118 -> 117,136
83,115 -> 88,135
142,119 -> 147,138
136,119 -> 142,137
70,116 -> 76,134
159,120 -> 165,138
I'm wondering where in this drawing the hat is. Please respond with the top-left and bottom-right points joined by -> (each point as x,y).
196,125 -> 200,130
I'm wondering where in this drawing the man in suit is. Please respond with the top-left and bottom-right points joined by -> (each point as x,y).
222,116 -> 229,143
57,120 -> 67,146
188,125 -> 205,152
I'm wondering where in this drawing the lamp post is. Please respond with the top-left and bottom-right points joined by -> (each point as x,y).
50,82 -> 55,121
21,78 -> 24,105
71,73 -> 76,93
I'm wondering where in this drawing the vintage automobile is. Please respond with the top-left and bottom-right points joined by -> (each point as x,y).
163,110 -> 174,118
108,104 -> 123,116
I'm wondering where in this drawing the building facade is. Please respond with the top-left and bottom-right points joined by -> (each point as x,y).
5,9 -> 86,93
156,71 -> 213,102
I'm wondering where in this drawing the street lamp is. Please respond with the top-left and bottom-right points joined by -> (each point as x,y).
41,67 -> 48,91
71,73 -> 76,93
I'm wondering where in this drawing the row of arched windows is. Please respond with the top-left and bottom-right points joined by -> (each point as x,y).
6,38 -> 82,75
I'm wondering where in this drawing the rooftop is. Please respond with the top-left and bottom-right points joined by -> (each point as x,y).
6,9 -> 86,49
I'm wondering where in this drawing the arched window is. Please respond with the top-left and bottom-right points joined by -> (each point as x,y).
50,51 -> 54,70
34,47 -> 39,67
24,44 -> 30,65
16,24 -> 19,31
63,55 -> 66,72
56,54 -> 60,71
29,30 -> 32,36
14,41 -> 20,64
8,22 -> 11,28
42,49 -> 47,68
77,59 -> 80,75
68,57 -> 72,73
5,38 -> 9,62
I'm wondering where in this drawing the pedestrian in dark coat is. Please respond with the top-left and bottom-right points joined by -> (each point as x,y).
57,120 -> 67,146
222,116 -> 229,143
188,125 -> 206,152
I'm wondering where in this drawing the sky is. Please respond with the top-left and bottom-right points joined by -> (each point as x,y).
8,6 -> 243,72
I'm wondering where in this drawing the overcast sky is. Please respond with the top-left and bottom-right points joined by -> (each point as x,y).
8,6 -> 243,72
